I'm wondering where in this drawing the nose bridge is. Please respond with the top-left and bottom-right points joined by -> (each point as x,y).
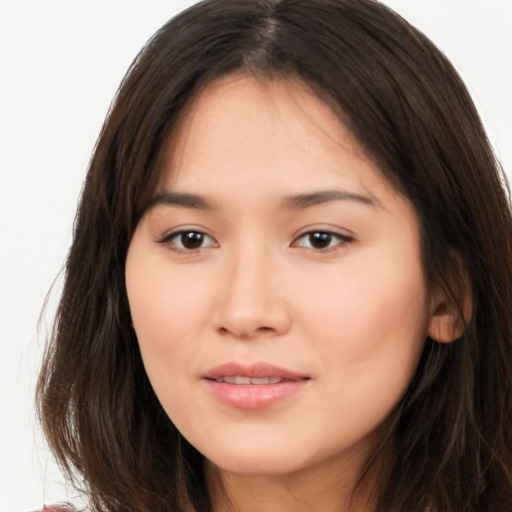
215,237 -> 289,338
228,240 -> 271,304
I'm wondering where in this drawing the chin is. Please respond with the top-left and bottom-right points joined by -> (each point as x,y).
208,453 -> 308,477
197,436 -> 324,478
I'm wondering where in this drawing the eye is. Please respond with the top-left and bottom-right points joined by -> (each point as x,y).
293,230 -> 353,250
159,230 -> 217,252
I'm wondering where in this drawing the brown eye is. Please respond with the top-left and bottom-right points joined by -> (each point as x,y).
308,232 -> 332,249
294,231 -> 353,250
179,231 -> 205,249
161,230 -> 217,251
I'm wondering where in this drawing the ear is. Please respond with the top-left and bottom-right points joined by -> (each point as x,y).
427,276 -> 473,344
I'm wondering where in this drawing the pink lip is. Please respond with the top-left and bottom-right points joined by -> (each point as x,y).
202,362 -> 310,410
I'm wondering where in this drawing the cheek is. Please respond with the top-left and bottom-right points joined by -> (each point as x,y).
132,280 -> 200,348
125,244 -> 216,398
297,248 -> 429,409
126,260 -> 216,437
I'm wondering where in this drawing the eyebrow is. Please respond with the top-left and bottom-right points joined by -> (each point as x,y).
147,191 -> 215,211
282,190 -> 382,209
146,188 -> 381,213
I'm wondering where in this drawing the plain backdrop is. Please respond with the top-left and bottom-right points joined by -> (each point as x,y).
1,1 -> 511,510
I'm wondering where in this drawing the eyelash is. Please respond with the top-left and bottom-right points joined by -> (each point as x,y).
157,230 -> 218,253
157,229 -> 354,254
292,231 -> 354,251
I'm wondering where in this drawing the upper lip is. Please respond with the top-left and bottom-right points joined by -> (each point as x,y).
203,362 -> 310,381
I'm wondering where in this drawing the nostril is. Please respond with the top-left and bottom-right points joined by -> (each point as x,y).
213,292 -> 292,339
217,324 -> 276,339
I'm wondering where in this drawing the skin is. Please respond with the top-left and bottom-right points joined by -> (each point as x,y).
125,75 -> 456,512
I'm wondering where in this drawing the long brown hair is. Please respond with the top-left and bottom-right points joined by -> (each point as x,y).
37,1 -> 512,510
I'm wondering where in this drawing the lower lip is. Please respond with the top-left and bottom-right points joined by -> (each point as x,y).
203,379 -> 309,409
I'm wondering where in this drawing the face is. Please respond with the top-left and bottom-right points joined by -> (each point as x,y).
125,75 -> 434,480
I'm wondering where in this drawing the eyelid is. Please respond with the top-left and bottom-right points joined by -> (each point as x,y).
154,225 -> 354,253
291,229 -> 355,250
156,228 -> 218,252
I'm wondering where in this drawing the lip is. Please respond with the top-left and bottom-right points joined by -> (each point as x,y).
202,362 -> 310,410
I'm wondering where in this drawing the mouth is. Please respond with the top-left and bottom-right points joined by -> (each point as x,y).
202,362 -> 310,409
203,361 -> 309,383
212,376 -> 286,385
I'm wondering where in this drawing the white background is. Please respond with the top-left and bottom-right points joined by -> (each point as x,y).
1,1 -> 511,510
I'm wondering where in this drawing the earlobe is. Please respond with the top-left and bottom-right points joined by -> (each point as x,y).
427,286 -> 472,344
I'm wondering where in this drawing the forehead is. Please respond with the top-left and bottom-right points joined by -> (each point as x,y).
154,74 -> 398,207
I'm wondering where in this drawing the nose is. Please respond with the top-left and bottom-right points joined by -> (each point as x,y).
212,246 -> 292,340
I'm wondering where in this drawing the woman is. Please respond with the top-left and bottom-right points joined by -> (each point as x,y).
37,0 -> 512,511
